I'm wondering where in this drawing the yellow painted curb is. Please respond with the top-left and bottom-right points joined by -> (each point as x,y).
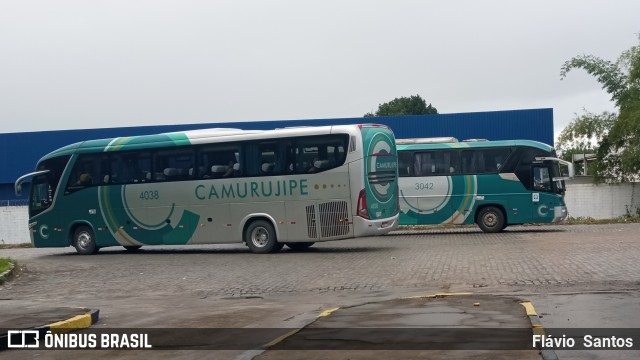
48,313 -> 93,334
519,301 -> 538,316
318,307 -> 340,317
264,328 -> 302,348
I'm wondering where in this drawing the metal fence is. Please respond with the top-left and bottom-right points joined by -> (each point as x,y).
0,199 -> 29,207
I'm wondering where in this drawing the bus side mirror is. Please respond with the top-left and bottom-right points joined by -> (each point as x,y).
14,170 -> 50,196
535,157 -> 575,179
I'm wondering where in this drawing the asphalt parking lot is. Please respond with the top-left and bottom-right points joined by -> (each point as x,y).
2,223 -> 640,359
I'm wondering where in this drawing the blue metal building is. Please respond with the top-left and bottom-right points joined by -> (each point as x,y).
0,108 -> 554,201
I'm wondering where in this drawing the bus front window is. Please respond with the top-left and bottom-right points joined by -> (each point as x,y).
28,155 -> 71,217
30,175 -> 53,216
532,166 -> 552,192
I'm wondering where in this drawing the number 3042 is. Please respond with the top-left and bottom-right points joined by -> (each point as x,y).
415,183 -> 434,190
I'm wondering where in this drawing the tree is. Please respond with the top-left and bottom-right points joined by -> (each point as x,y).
556,111 -> 616,176
364,94 -> 437,117
561,33 -> 640,182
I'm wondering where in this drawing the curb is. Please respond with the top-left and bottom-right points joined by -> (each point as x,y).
44,308 -> 100,333
0,261 -> 16,285
520,301 -> 558,360
0,308 -> 99,350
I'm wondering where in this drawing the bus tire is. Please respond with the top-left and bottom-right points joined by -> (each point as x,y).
245,220 -> 281,254
124,246 -> 142,252
73,226 -> 99,255
476,206 -> 505,233
285,242 -> 315,251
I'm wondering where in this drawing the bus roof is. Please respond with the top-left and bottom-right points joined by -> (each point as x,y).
38,124 -> 389,162
396,137 -> 458,144
396,138 -> 554,152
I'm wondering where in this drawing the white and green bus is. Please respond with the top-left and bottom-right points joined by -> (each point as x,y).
15,124 -> 399,254
397,138 -> 574,232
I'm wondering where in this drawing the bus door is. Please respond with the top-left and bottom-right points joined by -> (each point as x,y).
530,164 -> 554,220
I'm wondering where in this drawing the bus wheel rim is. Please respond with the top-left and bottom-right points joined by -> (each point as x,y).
251,227 -> 269,247
78,231 -> 91,248
483,213 -> 497,227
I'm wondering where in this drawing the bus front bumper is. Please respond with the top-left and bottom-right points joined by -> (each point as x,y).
353,214 -> 399,237
552,206 -> 568,222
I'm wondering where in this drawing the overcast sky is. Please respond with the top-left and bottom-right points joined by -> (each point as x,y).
1,0 -> 638,141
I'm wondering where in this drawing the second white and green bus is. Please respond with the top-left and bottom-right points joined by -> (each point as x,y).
397,138 -> 574,232
15,124 -> 399,254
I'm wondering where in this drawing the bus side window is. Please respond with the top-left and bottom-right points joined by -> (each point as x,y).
154,149 -> 194,182
66,154 -> 101,191
414,152 -> 433,176
483,149 -> 511,173
134,152 -> 152,183
197,145 -> 241,179
398,151 -> 413,177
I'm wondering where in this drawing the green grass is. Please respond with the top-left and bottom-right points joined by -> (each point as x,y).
565,215 -> 640,225
0,258 -> 12,273
0,258 -> 14,284
0,243 -> 33,249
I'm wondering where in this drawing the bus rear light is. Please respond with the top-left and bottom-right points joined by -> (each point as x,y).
357,189 -> 370,219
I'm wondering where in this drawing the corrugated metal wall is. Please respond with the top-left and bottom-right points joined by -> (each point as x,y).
0,108 -> 553,199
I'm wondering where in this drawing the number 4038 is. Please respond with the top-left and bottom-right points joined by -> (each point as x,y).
140,190 -> 159,200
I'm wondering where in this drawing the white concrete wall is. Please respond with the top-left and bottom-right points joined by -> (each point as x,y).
0,205 -> 30,244
565,182 -> 640,219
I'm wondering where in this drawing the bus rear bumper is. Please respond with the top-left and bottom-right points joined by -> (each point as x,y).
353,214 -> 399,237
552,206 -> 568,222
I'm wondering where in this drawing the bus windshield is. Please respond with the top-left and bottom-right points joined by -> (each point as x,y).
28,155 -> 70,217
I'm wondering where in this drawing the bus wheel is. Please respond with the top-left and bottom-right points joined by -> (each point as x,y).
73,226 -> 99,255
245,220 -> 281,254
124,246 -> 142,252
285,242 -> 315,251
477,206 -> 505,233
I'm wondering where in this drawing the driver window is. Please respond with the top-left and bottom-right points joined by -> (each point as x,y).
533,167 -> 551,192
